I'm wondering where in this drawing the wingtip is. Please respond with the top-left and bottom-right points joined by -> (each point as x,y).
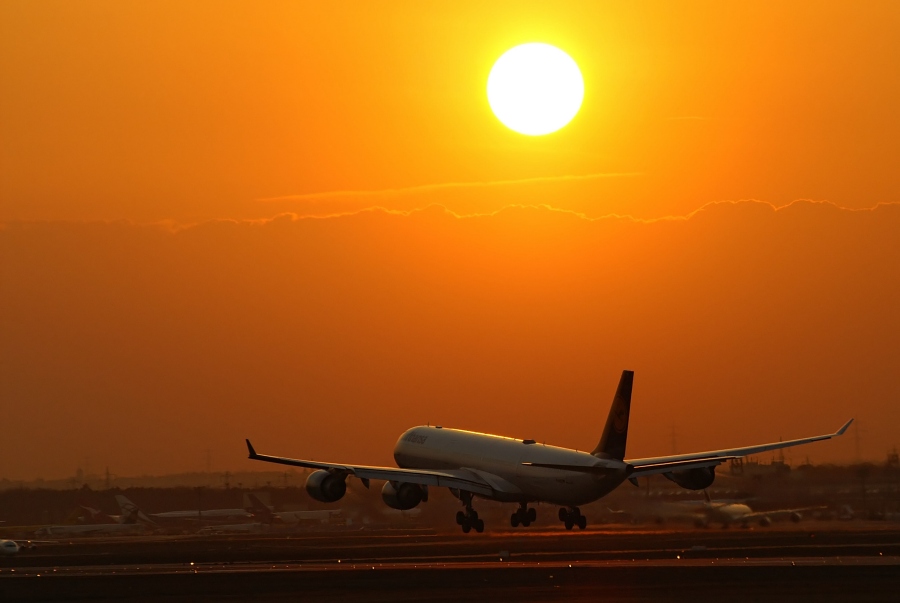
245,439 -> 257,458
836,419 -> 854,436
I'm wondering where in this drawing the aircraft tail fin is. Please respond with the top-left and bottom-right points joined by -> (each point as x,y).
115,495 -> 156,526
591,370 -> 634,460
244,492 -> 277,524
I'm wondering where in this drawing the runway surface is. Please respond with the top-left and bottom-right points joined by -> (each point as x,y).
2,525 -> 899,601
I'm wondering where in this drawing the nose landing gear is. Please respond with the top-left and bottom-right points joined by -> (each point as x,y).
510,503 -> 537,528
559,507 -> 587,530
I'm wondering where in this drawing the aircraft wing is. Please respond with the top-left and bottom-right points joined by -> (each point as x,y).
245,440 -> 500,497
627,419 -> 853,477
741,506 -> 827,522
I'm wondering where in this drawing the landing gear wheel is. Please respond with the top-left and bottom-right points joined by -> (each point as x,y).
527,507 -> 537,523
459,499 -> 481,534
510,513 -> 520,528
521,518 -> 531,527
560,507 -> 584,530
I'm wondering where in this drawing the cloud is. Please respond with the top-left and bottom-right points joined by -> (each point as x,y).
255,172 -> 643,204
249,172 -> 646,219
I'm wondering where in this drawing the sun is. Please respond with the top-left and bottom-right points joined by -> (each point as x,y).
487,43 -> 584,136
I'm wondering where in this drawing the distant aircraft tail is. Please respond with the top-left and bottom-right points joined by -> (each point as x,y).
591,370 -> 634,460
74,495 -> 117,524
114,495 -> 156,526
76,505 -> 116,525
244,492 -> 278,524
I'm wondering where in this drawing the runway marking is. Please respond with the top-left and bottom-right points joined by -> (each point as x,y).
3,555 -> 899,578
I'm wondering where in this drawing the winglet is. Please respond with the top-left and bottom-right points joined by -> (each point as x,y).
836,419 -> 854,436
246,439 -> 258,459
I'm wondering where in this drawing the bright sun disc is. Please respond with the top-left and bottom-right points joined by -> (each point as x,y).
487,43 -> 584,136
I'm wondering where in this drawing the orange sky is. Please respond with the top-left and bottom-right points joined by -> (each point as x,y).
1,2 -> 898,479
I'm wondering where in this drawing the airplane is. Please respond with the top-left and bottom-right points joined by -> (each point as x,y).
650,490 -> 824,528
246,370 -> 852,533
1,535 -> 57,555
197,522 -> 271,535
72,498 -> 133,525
244,492 -> 341,525
115,495 -> 253,525
1,539 -> 27,556
33,523 -> 146,536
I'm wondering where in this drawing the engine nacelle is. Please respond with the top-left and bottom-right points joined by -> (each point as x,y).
664,466 -> 716,490
381,481 -> 427,511
305,470 -> 347,503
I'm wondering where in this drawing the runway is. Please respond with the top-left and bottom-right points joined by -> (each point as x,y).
2,526 -> 899,601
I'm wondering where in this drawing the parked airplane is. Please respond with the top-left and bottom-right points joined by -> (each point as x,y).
33,523 -> 146,536
653,490 -> 824,528
72,498 -> 132,525
115,495 -> 253,525
197,522 -> 270,535
244,492 -> 341,525
246,370 -> 852,533
1,539 -> 26,556
1,538 -> 54,555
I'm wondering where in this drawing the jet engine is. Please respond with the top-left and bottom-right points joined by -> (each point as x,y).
664,466 -> 716,490
305,470 -> 347,503
381,482 -> 428,511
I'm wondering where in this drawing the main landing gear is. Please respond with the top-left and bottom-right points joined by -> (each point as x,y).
510,503 -> 537,528
559,507 -> 587,530
455,493 -> 484,534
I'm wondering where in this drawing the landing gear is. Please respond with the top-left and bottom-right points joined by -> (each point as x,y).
559,507 -> 587,530
456,494 -> 484,534
510,503 -> 537,528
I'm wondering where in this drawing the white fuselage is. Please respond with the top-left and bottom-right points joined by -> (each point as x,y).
707,503 -> 753,523
198,522 -> 270,535
152,509 -> 252,520
392,426 -> 628,506
273,510 -> 340,524
34,523 -> 145,536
